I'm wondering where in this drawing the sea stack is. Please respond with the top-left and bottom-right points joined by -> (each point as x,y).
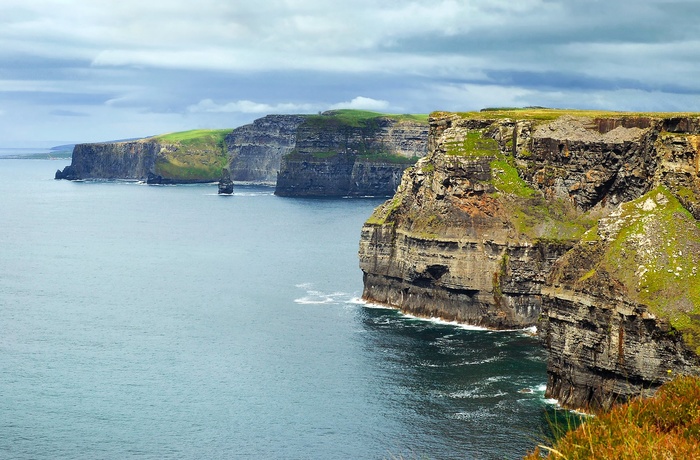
218,168 -> 234,195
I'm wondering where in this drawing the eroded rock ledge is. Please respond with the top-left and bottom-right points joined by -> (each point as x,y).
359,109 -> 700,410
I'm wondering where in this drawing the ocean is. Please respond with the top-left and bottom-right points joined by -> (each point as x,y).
0,159 -> 558,459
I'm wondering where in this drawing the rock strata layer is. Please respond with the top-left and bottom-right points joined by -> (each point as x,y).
56,140 -> 160,181
275,112 -> 428,197
359,109 -> 700,410
224,115 -> 308,183
54,111 -> 428,196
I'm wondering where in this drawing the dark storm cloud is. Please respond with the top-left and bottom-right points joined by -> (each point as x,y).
482,70 -> 699,95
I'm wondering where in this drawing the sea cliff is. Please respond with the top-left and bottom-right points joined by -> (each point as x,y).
54,140 -> 160,181
359,109 -> 700,410
55,110 -> 428,195
275,110 -> 428,197
224,114 -> 308,183
55,129 -> 230,183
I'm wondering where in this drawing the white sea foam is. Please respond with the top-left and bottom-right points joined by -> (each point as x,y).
293,283 -> 349,305
398,312 -> 490,331
458,356 -> 500,366
448,389 -> 508,399
234,192 -> 275,197
358,300 -> 398,310
451,410 -> 496,421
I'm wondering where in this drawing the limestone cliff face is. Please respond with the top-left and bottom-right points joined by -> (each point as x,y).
55,115 -> 307,184
55,141 -> 160,181
359,109 -> 700,410
540,187 -> 700,409
54,112 -> 428,193
224,115 -> 308,183
275,112 -> 428,197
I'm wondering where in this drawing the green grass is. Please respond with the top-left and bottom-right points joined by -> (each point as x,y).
525,376 -> 700,460
365,195 -> 403,225
311,151 -> 339,159
305,109 -> 428,129
431,108 -> 700,122
489,157 -> 595,241
153,129 -> 230,146
593,186 -> 700,353
445,130 -> 499,157
150,129 -> 231,181
357,153 -> 419,164
504,195 -> 597,242
490,159 -> 536,198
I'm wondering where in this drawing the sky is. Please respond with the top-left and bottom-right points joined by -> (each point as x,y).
2,0 -> 700,146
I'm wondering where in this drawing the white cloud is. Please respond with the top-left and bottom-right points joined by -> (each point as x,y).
329,96 -> 390,111
189,96 -> 393,115
187,99 -> 318,114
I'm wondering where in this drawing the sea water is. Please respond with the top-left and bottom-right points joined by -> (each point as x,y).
0,160 -> 557,460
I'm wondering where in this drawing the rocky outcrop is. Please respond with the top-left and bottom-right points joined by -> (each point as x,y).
359,109 -> 700,410
55,140 -> 160,181
224,115 -> 308,183
540,187 -> 700,409
54,134 -> 229,184
275,111 -> 428,197
218,168 -> 234,194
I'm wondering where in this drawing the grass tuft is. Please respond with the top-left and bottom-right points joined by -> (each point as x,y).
525,376 -> 700,460
444,130 -> 499,157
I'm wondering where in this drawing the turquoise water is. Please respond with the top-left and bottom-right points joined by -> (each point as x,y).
0,160 -> 554,459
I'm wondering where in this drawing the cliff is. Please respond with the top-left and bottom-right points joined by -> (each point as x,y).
55,129 -> 231,183
54,140 -> 159,181
224,114 -> 308,183
359,109 -> 700,410
275,110 -> 428,196
54,111 -> 427,193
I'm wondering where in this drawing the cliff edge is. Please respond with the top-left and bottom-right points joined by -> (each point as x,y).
54,111 -> 428,194
55,129 -> 230,183
359,109 -> 700,410
275,110 -> 428,197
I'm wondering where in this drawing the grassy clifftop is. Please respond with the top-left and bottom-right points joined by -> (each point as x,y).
285,109 -> 428,163
150,129 -> 231,181
304,109 -> 428,128
432,107 -> 700,121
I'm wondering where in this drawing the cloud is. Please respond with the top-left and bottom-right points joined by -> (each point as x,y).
329,96 -> 390,111
187,99 -> 318,114
49,109 -> 88,117
2,0 -> 700,144
188,96 -> 392,114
